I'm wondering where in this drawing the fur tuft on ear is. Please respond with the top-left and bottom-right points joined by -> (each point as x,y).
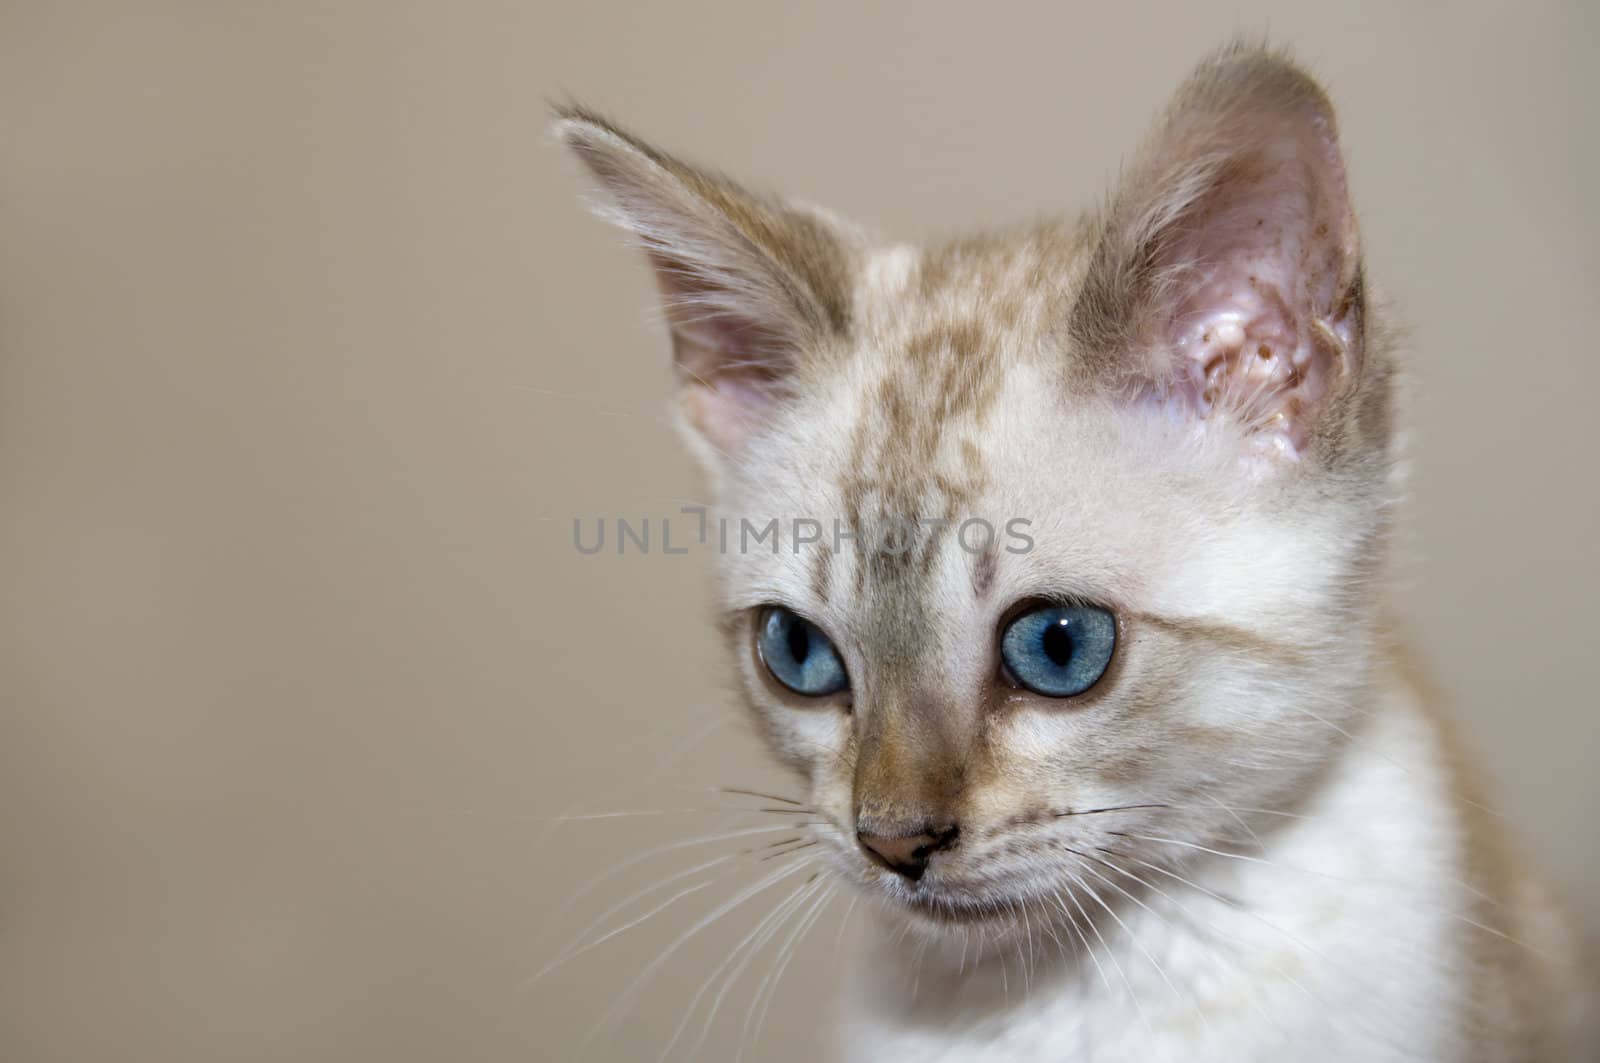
1071,44 -> 1365,463
554,105 -> 859,462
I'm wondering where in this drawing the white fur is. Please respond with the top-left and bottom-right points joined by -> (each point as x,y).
836,675 -> 1473,1061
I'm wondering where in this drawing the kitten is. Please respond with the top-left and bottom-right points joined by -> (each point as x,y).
557,43 -> 1594,1061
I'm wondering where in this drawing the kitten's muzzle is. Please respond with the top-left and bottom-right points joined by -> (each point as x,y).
856,824 -> 959,882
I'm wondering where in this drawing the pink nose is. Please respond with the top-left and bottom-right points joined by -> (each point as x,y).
856,825 -> 958,881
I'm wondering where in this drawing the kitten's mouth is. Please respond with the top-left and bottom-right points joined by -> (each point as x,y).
888,881 -> 1030,926
904,894 -> 1009,925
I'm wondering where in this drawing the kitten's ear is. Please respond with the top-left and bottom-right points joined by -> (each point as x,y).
555,106 -> 857,461
1071,46 -> 1365,462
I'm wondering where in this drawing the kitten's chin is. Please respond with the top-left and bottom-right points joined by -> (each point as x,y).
901,893 -> 1014,927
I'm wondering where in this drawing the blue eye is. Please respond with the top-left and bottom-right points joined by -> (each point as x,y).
1000,603 -> 1117,697
757,607 -> 848,697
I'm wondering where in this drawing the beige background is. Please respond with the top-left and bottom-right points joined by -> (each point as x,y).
2,2 -> 1595,1061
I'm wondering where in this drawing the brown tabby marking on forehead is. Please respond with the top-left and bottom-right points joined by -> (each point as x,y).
911,223 -> 1088,323
835,234 -> 1082,602
838,343 -> 998,600
837,226 -> 1093,500
808,535 -> 832,605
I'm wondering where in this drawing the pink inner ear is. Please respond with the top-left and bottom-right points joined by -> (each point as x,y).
649,255 -> 796,457
1160,128 -> 1358,459
674,330 -> 788,456
680,370 -> 778,456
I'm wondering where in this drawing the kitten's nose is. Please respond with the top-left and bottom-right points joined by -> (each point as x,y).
856,824 -> 958,881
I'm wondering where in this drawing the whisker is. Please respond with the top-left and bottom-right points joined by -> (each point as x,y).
1056,874 -> 1148,1031
1447,910 -> 1557,961
1102,847 -> 1330,968
1116,828 -> 1513,938
830,893 -> 859,965
910,931 -> 932,1002
1019,901 -> 1035,995
757,834 -> 802,848
1086,848 -> 1298,1041
1050,891 -> 1111,998
532,876 -> 718,982
1111,831 -> 1274,868
532,822 -> 808,960
1035,900 -> 1074,971
1060,867 -> 1152,1030
666,874 -> 824,1063
1200,793 -> 1266,854
718,787 -> 807,807
553,807 -> 731,822
997,921 -> 1009,1002
1065,847 -> 1207,1030
759,839 -> 819,863
535,833 -> 813,981
581,852 -> 818,1052
635,714 -> 732,790
739,881 -> 837,1061
1054,803 -> 1171,818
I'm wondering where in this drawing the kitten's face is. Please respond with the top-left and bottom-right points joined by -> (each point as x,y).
715,262 -> 1388,926
561,47 -> 1396,931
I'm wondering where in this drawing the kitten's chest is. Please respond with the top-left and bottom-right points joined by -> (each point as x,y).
838,890 -> 1463,1063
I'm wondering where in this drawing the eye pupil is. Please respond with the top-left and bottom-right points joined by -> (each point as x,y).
1042,620 -> 1074,666
787,620 -> 810,664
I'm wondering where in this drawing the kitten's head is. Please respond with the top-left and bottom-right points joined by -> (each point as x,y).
558,45 -> 1398,931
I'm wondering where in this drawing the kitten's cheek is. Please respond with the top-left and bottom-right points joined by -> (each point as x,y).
763,704 -> 851,770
